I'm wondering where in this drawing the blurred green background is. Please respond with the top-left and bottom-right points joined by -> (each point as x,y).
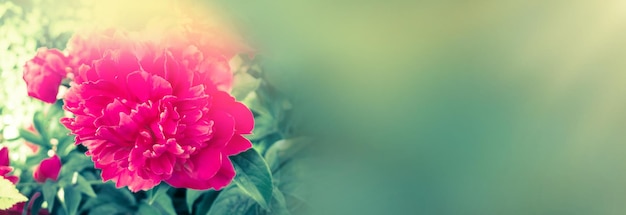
222,1 -> 626,214
3,0 -> 626,214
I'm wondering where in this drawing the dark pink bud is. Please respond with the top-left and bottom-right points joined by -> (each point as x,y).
33,155 -> 61,183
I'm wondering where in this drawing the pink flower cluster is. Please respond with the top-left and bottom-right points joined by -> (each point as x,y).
23,26 -> 253,192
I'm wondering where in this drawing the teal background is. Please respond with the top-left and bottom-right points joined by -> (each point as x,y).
214,1 -> 626,214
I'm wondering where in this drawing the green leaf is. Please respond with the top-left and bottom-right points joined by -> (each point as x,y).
137,200 -> 160,215
270,187 -> 291,215
42,180 -> 58,212
79,184 -> 136,214
248,113 -> 278,141
47,100 -> 67,134
186,189 -> 204,213
55,134 -> 75,157
232,69 -> 262,100
207,187 -> 256,215
59,185 -> 81,215
18,127 -> 45,148
153,192 -> 176,215
116,186 -> 138,206
0,177 -> 28,210
242,92 -> 271,117
60,152 -> 93,177
89,203 -> 131,215
32,111 -> 49,145
194,190 -> 219,215
48,100 -> 65,118
264,138 -> 310,173
147,183 -> 170,205
25,149 -> 50,167
231,148 -> 274,210
75,174 -> 97,198
136,195 -> 177,215
264,138 -> 311,215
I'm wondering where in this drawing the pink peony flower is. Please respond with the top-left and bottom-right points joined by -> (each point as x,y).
65,29 -> 133,71
23,48 -> 71,103
33,155 -> 61,183
158,24 -> 248,93
60,33 -> 254,192
0,147 -> 19,184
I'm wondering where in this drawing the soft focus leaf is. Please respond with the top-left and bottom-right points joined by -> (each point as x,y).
248,112 -> 277,141
232,148 -> 273,210
265,138 -> 310,214
79,184 -> 136,214
194,189 -> 219,215
59,185 -> 81,215
147,183 -> 170,205
137,200 -> 160,215
153,192 -> 176,215
42,180 -> 57,212
25,149 -> 50,167
0,177 -> 28,210
75,174 -> 97,197
48,100 -> 65,118
242,92 -> 271,117
89,203 -> 131,215
264,138 -> 310,173
232,69 -> 261,100
18,127 -> 45,148
32,111 -> 49,145
55,136 -> 75,157
186,189 -> 204,213
269,187 -> 291,215
82,201 -> 133,215
60,151 -> 94,177
206,187 -> 256,215
116,186 -> 138,206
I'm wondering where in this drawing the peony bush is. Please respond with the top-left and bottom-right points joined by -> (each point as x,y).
0,3 -> 308,214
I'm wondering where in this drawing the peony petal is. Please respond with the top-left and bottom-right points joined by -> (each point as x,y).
222,135 -> 252,156
112,49 -> 141,73
227,102 -> 254,134
206,110 -> 235,149
93,56 -> 118,81
211,91 -> 254,134
149,154 -> 174,176
126,71 -> 151,102
166,169 -> 209,189
5,175 -> 20,185
196,56 -> 232,92
100,165 -> 120,181
0,166 -> 13,176
150,74 -> 173,100
0,147 -> 9,166
166,155 -> 236,190
205,157 -> 236,190
190,147 -> 222,180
